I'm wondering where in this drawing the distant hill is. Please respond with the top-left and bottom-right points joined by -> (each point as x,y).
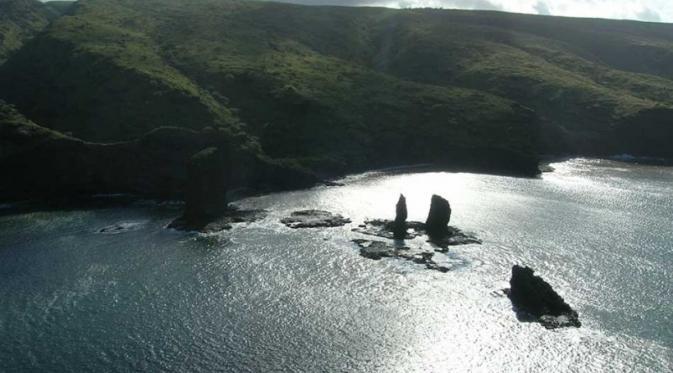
1,0 -> 673,183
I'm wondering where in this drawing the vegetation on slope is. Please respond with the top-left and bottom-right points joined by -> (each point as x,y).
2,0 -> 673,193
0,0 -> 542,175
231,4 -> 673,154
0,0 -> 59,64
0,100 -> 318,201
0,100 -> 71,159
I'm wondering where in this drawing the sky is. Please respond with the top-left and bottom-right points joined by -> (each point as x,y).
267,0 -> 673,23
41,0 -> 672,23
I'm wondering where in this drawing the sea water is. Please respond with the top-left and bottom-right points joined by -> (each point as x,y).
0,159 -> 671,372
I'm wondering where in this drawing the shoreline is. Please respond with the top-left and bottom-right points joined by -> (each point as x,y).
3,156 -> 671,217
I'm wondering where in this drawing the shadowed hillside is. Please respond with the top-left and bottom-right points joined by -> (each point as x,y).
0,0 -> 62,63
1,0 -> 673,198
0,100 -> 320,200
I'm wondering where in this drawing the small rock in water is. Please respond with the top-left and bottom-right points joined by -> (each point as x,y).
97,222 -> 145,234
506,265 -> 581,329
425,194 -> 452,238
281,210 -> 351,228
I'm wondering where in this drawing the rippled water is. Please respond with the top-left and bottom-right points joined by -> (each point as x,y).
1,159 -> 672,372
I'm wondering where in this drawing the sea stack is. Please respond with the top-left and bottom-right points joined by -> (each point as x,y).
507,265 -> 581,329
393,194 -> 408,239
425,194 -> 451,238
168,147 -> 229,230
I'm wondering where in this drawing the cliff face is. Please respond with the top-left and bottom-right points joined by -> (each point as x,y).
0,101 -> 318,201
616,108 -> 673,158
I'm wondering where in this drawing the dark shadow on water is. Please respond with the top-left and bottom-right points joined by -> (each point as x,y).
0,194 -> 179,218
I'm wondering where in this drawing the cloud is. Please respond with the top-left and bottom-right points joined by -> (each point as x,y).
289,0 -> 501,10
636,7 -> 661,22
533,1 -> 551,15
419,0 -> 502,11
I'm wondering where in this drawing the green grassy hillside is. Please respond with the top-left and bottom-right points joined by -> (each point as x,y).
0,0 -> 59,63
227,4 -> 673,154
2,0 -> 672,181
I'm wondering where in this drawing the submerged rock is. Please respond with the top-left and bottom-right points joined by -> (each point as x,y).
97,222 -> 145,234
427,226 -> 482,251
393,194 -> 408,239
169,207 -> 267,233
281,210 -> 351,228
506,265 -> 581,329
352,239 -> 450,273
354,239 -> 409,260
352,219 -> 480,250
352,219 -> 425,240
425,194 -> 452,238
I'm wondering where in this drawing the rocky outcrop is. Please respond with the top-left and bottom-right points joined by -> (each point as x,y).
615,108 -> 673,159
352,194 -> 480,248
165,146 -> 276,232
352,219 -> 480,249
183,147 -> 229,222
281,210 -> 351,228
425,195 -> 452,238
168,207 -> 267,233
506,265 -> 581,329
392,194 -> 407,239
352,239 -> 450,273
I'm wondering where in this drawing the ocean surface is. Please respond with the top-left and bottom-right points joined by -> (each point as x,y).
1,158 -> 671,372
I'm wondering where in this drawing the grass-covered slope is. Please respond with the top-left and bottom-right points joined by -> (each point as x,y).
2,0 -> 672,180
232,4 -> 673,155
0,100 -> 71,159
0,0 -> 59,64
43,1 -> 75,15
0,0 -> 540,175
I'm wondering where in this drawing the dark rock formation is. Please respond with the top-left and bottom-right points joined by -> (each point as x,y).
352,239 -> 450,273
616,108 -> 673,159
425,195 -> 451,238
168,207 -> 267,233
354,239 -> 409,260
281,210 -> 351,228
167,146 -> 269,233
183,147 -> 229,223
427,226 -> 483,251
352,219 -> 480,250
393,194 -> 408,239
352,219 -> 425,240
506,265 -> 581,329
